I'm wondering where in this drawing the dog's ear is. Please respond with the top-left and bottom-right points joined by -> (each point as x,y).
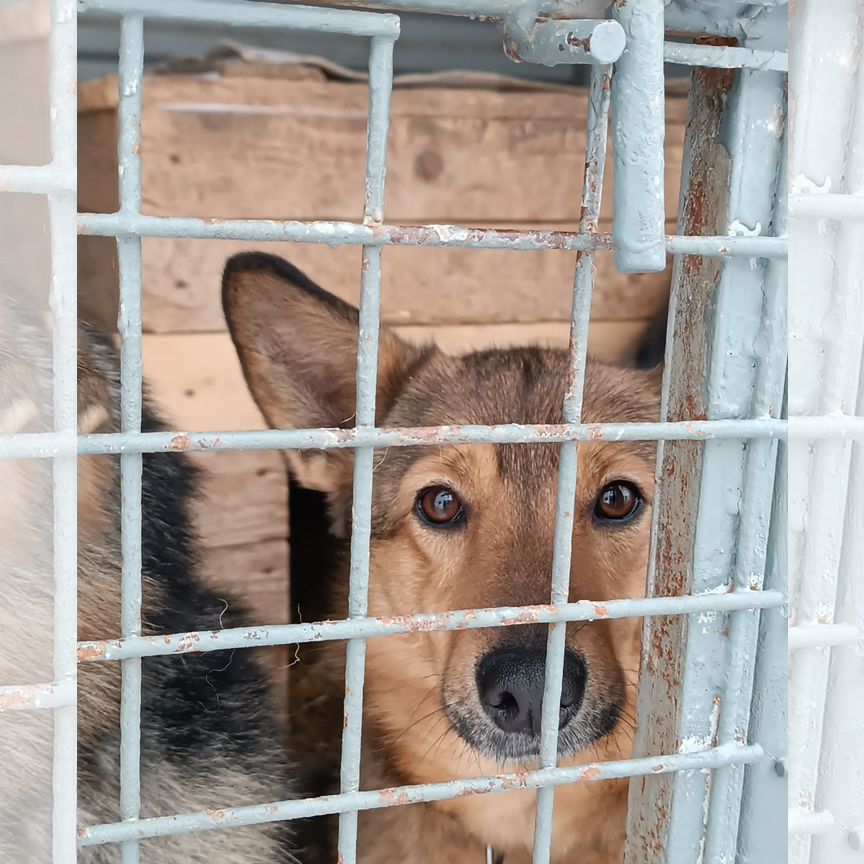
222,252 -> 432,492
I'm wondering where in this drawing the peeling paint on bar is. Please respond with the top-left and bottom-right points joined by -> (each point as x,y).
76,590 -> 786,663
77,745 -> 765,847
502,18 -> 626,67
0,680 -> 76,712
76,213 -> 788,259
0,418 -> 787,461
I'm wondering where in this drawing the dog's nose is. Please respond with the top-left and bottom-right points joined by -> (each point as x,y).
476,648 -> 586,737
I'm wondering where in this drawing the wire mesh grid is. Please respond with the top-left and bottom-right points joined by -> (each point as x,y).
786,2 -> 864,862
0,0 -> 794,861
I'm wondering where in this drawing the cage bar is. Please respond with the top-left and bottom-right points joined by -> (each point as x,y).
115,13 -> 146,864
624,15 -> 788,854
0,679 -> 76,712
788,2 -> 864,862
76,212 -> 788,258
76,589 -> 786,662
788,623 -> 861,650
78,0 -> 401,37
663,42 -> 788,72
735,392 -> 788,863
47,1 -> 79,861
79,744 -> 765,848
700,52 -> 788,864
336,32 -> 397,864
611,0 -> 667,273
0,163 -> 75,195
669,30 -> 786,863
0,417 -> 787,462
531,61 -> 612,864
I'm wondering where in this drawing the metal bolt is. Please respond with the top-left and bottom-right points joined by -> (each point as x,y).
502,18 -> 626,67
578,19 -> 627,65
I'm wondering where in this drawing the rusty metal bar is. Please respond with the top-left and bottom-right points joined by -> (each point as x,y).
78,744 -> 765,848
0,417 -> 787,461
76,212 -> 788,258
77,589 -> 786,664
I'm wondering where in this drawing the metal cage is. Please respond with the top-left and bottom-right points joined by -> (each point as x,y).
0,0 -> 799,862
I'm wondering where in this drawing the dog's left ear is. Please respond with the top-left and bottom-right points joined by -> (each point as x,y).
222,252 -> 433,492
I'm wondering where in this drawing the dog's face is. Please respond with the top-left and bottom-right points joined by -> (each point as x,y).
224,253 -> 660,773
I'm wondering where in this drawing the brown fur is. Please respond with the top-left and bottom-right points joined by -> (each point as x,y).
223,253 -> 662,863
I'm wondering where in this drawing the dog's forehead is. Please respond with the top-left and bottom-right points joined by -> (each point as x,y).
387,346 -> 658,428
388,347 -> 564,427
374,347 -> 659,497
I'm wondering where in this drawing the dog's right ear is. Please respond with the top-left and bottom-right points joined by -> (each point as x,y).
222,252 -> 432,492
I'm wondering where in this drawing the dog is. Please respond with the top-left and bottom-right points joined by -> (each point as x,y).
0,292 -> 296,863
222,252 -> 665,864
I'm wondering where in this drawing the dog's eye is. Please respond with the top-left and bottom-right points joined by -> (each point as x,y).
595,481 -> 642,522
416,486 -> 465,527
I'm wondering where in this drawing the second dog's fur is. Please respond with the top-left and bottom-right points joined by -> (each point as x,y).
223,253 -> 663,864
0,294 -> 296,863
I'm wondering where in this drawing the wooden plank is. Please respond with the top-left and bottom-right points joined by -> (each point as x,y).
120,76 -> 684,224
142,331 -> 270,429
191,450 -> 289,549
205,538 -> 290,625
79,231 -> 672,335
141,333 -> 289,549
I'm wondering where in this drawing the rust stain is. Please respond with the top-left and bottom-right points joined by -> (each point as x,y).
501,772 -> 528,791
0,690 -> 32,710
379,787 -> 412,806
566,33 -> 592,53
582,767 -> 602,780
176,633 -> 201,653
206,808 -> 227,822
170,433 -> 190,451
77,643 -> 107,661
502,604 -> 556,626
593,605 -> 608,618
